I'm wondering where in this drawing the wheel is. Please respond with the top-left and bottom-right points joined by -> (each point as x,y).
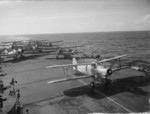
90,82 -> 95,88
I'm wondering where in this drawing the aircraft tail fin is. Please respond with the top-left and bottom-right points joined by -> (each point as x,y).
73,58 -> 77,65
73,58 -> 77,70
4,49 -> 8,54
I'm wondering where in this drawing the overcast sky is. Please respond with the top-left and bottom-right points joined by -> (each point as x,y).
0,0 -> 150,35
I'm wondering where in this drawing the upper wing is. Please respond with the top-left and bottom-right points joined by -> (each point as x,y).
46,54 -> 130,69
51,40 -> 63,43
97,54 -> 129,63
47,74 -> 93,84
61,45 -> 84,49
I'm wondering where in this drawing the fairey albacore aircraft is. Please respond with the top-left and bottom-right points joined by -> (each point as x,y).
55,45 -> 85,59
46,54 -> 145,88
0,48 -> 24,60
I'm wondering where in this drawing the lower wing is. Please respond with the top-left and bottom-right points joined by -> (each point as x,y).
47,74 -> 93,84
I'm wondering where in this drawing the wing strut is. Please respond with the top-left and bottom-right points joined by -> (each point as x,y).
119,58 -> 121,68
63,67 -> 69,79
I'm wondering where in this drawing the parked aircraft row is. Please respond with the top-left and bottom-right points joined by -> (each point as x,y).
0,39 -> 85,62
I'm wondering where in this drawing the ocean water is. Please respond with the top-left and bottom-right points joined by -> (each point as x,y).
0,31 -> 150,62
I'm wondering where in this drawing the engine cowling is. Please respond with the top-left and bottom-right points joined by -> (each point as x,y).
97,66 -> 112,76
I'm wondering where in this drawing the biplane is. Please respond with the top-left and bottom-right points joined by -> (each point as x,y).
0,43 -> 13,50
11,39 -> 61,50
55,45 -> 84,59
11,40 -> 45,53
1,40 -> 26,48
0,40 -> 63,62
29,40 -> 63,47
0,40 -> 28,51
46,54 -> 145,88
0,48 -> 24,60
0,40 -> 39,61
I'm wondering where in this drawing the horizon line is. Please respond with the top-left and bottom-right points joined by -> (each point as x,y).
0,30 -> 150,36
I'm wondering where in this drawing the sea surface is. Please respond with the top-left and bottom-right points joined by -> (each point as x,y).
0,31 -> 150,62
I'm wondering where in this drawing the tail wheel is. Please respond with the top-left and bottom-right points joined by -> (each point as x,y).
90,82 -> 95,88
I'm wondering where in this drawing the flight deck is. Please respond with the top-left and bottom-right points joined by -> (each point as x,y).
0,54 -> 150,114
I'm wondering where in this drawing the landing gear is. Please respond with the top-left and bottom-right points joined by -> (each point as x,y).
90,76 -> 96,88
104,79 -> 109,87
14,54 -> 18,60
17,53 -> 22,59
103,79 -> 112,87
13,53 -> 23,60
38,48 -> 42,53
90,82 -> 95,88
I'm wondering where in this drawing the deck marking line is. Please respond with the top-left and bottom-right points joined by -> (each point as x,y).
68,72 -> 133,113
